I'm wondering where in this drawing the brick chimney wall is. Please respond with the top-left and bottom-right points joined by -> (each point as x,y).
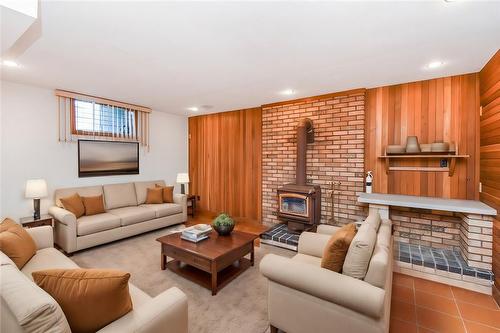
261,91 -> 367,226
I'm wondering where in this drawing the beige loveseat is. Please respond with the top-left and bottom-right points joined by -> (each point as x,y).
260,215 -> 393,333
49,180 -> 187,253
0,226 -> 188,333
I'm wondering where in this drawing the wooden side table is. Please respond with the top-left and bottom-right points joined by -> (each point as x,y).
20,214 -> 53,228
187,195 -> 199,217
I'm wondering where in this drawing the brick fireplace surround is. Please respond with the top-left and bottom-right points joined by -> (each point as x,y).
262,90 -> 367,227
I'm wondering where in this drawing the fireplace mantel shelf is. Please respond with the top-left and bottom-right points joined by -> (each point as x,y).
358,193 -> 497,216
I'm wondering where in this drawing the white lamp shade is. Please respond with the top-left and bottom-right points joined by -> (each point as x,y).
25,179 -> 48,198
176,173 -> 190,183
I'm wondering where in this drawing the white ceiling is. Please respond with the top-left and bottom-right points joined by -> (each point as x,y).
1,1 -> 499,116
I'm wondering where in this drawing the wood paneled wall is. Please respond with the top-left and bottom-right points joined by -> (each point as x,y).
479,50 -> 500,303
188,107 -> 262,220
365,73 -> 480,199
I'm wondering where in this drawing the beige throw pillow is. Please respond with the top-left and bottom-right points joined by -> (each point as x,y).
0,218 -> 37,269
32,269 -> 133,333
321,223 -> 357,272
342,223 -> 377,279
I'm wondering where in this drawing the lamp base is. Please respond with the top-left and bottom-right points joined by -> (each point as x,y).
180,184 -> 186,195
33,198 -> 41,220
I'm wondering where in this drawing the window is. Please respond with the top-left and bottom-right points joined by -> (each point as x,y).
55,89 -> 151,148
72,100 -> 137,138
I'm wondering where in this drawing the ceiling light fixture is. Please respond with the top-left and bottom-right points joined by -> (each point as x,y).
281,89 -> 296,96
2,60 -> 19,68
187,107 -> 199,112
426,61 -> 445,69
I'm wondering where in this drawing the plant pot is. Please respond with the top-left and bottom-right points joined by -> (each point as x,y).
213,224 -> 234,236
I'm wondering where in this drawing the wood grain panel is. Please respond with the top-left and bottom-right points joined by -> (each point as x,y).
479,49 -> 500,304
188,108 -> 262,221
365,73 -> 480,199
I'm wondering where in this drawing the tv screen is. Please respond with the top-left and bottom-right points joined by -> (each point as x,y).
78,140 -> 139,177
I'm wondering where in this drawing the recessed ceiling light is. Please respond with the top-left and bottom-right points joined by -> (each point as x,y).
187,107 -> 199,112
281,89 -> 296,96
2,60 -> 19,68
426,61 -> 445,69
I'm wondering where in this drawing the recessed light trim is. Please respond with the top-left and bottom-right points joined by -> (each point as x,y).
2,60 -> 19,68
426,61 -> 445,69
187,107 -> 199,112
281,89 -> 296,96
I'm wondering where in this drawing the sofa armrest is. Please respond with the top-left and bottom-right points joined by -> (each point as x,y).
26,226 -> 54,250
297,232 -> 331,258
260,254 -> 386,319
48,206 -> 77,253
316,224 -> 341,235
98,287 -> 188,333
173,194 -> 187,221
48,206 -> 76,227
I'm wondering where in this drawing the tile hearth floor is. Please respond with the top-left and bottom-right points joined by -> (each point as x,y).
391,273 -> 500,333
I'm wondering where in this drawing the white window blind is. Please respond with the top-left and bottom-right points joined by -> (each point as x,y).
55,90 -> 151,149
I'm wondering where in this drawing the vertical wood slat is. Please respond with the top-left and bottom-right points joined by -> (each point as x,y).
364,73 -> 480,200
479,50 -> 500,304
188,107 -> 262,221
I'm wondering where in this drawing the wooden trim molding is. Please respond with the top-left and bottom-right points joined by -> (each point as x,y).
55,89 -> 152,113
261,88 -> 366,108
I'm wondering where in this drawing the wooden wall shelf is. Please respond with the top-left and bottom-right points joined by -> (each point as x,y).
378,152 -> 469,176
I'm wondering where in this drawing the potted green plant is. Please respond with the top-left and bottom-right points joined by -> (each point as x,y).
212,213 -> 235,236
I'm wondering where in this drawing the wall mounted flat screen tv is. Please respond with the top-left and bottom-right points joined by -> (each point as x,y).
78,140 -> 139,177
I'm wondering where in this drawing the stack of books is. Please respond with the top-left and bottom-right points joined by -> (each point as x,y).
181,224 -> 212,243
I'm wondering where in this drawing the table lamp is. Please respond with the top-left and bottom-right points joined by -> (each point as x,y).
25,179 -> 48,220
176,173 -> 190,194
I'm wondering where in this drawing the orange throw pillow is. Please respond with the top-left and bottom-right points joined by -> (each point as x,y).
145,187 -> 163,204
82,195 -> 105,216
155,184 -> 174,203
321,223 -> 357,272
0,218 -> 37,269
60,193 -> 85,218
32,269 -> 133,333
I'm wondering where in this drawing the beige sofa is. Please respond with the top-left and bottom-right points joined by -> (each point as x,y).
260,216 -> 393,333
0,226 -> 188,333
49,180 -> 187,253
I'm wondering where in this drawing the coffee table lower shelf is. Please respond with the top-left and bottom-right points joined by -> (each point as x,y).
166,258 -> 252,295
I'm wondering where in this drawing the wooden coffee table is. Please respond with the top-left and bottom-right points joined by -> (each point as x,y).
156,230 -> 258,295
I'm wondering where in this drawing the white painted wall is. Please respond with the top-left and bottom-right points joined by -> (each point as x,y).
0,81 -> 188,220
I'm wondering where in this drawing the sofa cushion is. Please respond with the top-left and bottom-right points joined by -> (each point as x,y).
145,188 -> 163,204
1,263 -> 71,333
140,203 -> 183,218
342,223 -> 377,279
364,219 -> 392,289
55,186 -> 103,208
134,180 -> 165,205
60,193 -> 85,218
103,183 -> 137,210
82,195 -> 105,216
32,269 -> 132,333
0,219 -> 37,269
107,206 -> 156,226
21,248 -> 79,279
321,223 -> 357,272
77,213 -> 121,236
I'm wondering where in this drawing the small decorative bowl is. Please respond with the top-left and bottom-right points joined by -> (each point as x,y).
213,224 -> 235,236
386,145 -> 406,154
431,142 -> 450,152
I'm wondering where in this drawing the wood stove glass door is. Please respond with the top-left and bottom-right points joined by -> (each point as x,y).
279,193 -> 309,218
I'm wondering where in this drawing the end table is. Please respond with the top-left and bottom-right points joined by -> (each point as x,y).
20,214 -> 53,228
187,195 -> 199,217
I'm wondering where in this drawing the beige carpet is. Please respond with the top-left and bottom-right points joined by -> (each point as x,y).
71,224 -> 294,333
